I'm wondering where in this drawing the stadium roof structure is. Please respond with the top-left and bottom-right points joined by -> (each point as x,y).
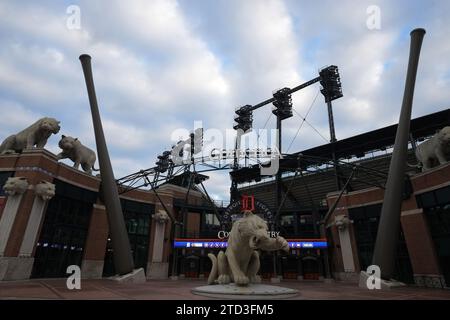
231,108 -> 450,184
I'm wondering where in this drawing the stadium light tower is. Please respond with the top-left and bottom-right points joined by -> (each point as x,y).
155,151 -> 171,173
319,65 -> 344,190
233,105 -> 253,133
272,87 -> 294,121
319,65 -> 343,143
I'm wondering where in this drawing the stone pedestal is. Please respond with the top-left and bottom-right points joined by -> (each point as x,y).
192,283 -> 299,299
270,277 -> 281,283
81,259 -> 104,279
109,267 -> 146,284
0,256 -> 35,281
414,274 -> 446,288
147,262 -> 169,279
359,270 -> 406,290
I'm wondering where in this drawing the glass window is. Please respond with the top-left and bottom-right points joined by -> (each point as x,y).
205,213 -> 220,226
31,179 -> 95,279
417,186 -> 450,286
349,204 -> 414,284
0,171 -> 13,196
435,186 -> 450,207
103,198 -> 154,277
280,214 -> 294,226
418,192 -> 437,209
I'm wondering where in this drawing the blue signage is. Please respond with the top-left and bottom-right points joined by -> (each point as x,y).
173,240 -> 327,249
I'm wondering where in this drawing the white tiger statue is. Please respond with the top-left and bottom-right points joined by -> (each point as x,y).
34,180 -> 55,201
415,126 -> 450,171
56,135 -> 98,175
152,210 -> 170,224
3,177 -> 29,196
0,117 -> 61,154
207,210 -> 289,286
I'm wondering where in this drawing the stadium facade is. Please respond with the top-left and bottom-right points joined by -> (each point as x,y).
0,109 -> 449,289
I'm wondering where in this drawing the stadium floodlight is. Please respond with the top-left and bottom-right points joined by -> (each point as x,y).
233,105 -> 253,132
319,65 -> 343,103
192,128 -> 203,155
155,150 -> 171,173
272,87 -> 293,120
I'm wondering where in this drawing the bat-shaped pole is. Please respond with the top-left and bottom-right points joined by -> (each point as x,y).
79,54 -> 135,275
371,28 -> 426,280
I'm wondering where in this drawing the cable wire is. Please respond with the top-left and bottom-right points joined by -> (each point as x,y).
286,89 -> 321,153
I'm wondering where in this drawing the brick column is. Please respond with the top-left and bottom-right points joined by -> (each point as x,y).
147,209 -> 170,279
0,197 -> 6,220
334,214 -> 355,273
1,181 -> 56,281
0,177 -> 30,280
401,209 -> 446,288
19,181 -> 55,257
81,203 -> 109,279
0,177 -> 29,256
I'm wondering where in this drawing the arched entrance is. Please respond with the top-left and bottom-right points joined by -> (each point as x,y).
31,179 -> 96,278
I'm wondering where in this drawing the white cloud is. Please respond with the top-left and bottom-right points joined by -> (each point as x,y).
1,0 -> 450,200
0,99 -> 43,136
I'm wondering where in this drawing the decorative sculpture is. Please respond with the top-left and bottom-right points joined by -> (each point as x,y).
57,135 -> 98,175
152,210 -> 170,224
34,180 -> 56,201
207,210 -> 289,286
0,117 -> 60,154
335,215 -> 352,231
414,126 -> 450,171
3,177 -> 29,196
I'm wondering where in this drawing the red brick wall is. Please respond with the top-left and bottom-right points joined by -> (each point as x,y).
0,197 -> 5,220
401,210 -> 441,275
326,162 -> 450,279
4,168 -> 53,257
186,212 -> 200,236
83,204 -> 109,261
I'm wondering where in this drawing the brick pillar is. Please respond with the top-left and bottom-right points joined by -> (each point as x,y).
334,214 -> 355,273
0,197 -> 6,220
147,209 -> 170,279
0,177 -> 29,256
0,177 -> 30,280
19,181 -> 55,257
81,203 -> 109,279
401,208 -> 446,288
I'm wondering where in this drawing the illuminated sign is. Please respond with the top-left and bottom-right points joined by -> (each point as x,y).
173,239 -> 328,249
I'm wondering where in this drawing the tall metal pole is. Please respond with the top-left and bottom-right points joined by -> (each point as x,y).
326,101 -> 337,144
371,28 -> 426,280
273,115 -> 282,278
275,115 -> 282,223
79,54 -> 135,275
327,100 -> 342,190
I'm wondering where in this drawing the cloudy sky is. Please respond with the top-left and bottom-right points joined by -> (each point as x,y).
0,0 -> 449,200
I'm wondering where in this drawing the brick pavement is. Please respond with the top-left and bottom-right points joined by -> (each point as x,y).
0,279 -> 449,300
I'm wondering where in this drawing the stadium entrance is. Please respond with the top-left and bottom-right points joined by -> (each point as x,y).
31,180 -> 96,278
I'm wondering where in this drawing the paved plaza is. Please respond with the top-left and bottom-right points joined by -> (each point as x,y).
0,279 -> 449,300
